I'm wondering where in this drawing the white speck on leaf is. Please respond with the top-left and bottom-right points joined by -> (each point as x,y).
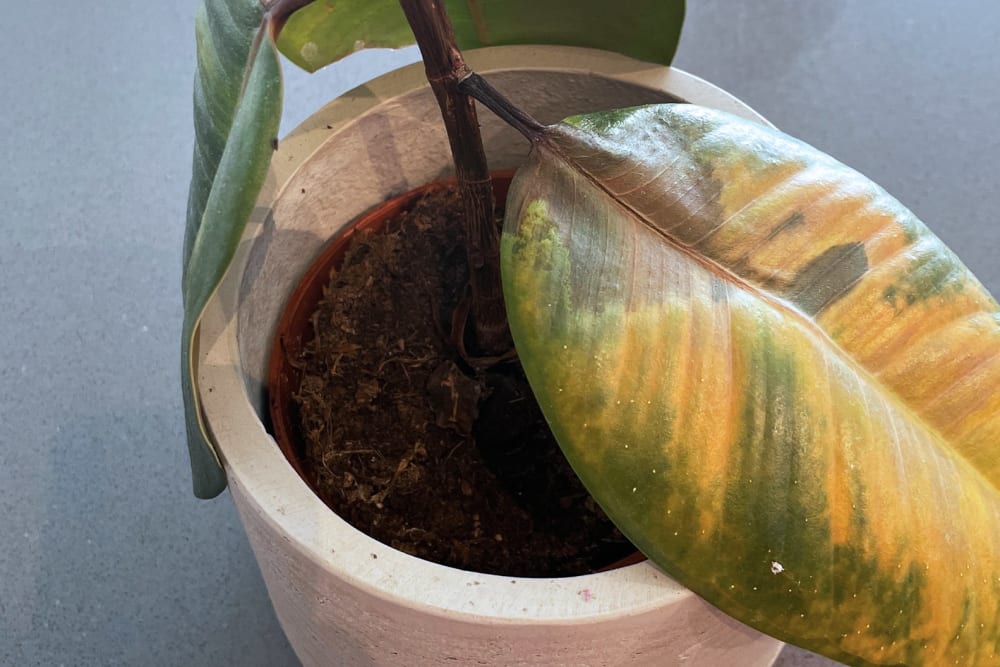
771,561 -> 785,575
300,42 -> 320,63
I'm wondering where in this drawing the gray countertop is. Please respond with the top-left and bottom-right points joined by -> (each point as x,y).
2,1 -> 997,665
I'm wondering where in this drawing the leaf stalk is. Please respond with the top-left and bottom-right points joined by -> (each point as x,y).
458,72 -> 547,143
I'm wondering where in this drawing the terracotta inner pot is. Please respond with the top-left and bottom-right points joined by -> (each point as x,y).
267,170 -> 645,572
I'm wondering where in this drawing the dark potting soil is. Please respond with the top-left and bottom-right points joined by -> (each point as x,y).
292,184 -> 635,577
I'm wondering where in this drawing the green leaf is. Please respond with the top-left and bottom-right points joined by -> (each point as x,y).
277,0 -> 685,73
502,105 -> 1000,666
183,0 -> 283,498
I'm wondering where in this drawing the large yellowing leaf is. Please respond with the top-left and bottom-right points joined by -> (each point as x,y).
184,0 -> 283,498
276,0 -> 684,72
502,105 -> 1000,666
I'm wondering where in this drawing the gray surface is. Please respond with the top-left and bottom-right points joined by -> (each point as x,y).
1,1 -> 996,665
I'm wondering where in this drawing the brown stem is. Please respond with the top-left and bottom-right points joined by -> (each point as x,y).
398,0 -> 511,355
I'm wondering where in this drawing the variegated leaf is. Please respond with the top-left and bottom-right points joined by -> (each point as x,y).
502,105 -> 1000,666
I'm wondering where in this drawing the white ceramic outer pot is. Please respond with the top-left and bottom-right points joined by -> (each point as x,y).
199,46 -> 784,667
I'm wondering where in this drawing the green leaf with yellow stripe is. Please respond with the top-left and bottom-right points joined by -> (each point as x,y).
502,104 -> 1000,666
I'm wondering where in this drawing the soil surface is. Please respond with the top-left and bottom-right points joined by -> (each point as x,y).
292,184 -> 635,577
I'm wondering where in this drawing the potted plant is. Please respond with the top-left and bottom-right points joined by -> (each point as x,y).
183,1 -> 1000,666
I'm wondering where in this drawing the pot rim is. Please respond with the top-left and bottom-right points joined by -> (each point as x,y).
198,45 -> 770,625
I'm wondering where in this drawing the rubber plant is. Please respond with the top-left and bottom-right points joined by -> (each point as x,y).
184,1 -> 1000,666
